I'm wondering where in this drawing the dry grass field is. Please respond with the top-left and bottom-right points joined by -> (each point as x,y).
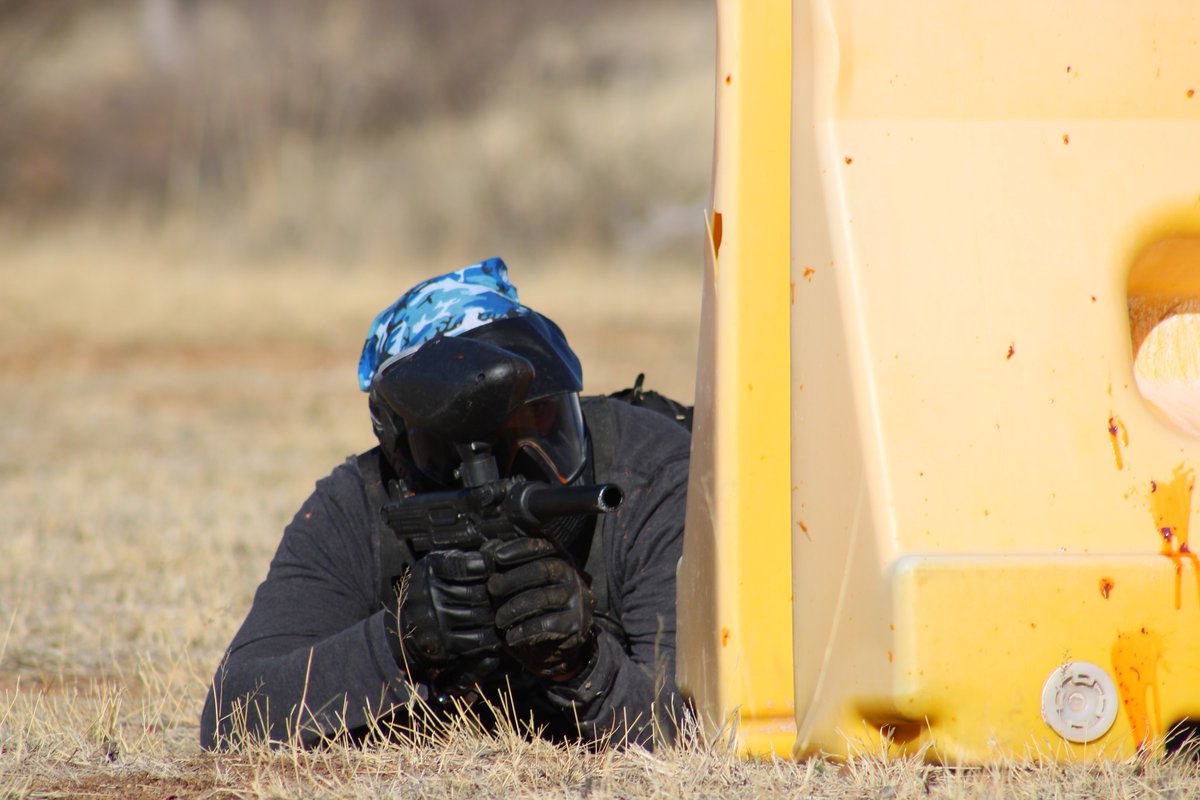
6,2 -> 1200,798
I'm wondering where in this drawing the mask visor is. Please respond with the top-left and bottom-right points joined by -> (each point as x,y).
495,393 -> 587,484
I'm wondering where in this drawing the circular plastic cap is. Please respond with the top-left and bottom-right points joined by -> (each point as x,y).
1040,661 -> 1119,743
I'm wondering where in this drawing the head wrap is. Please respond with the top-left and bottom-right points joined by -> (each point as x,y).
357,257 -> 531,391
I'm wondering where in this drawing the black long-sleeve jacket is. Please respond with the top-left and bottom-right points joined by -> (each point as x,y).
200,399 -> 690,749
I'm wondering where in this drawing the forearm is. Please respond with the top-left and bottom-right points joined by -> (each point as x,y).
544,628 -> 685,747
200,610 -> 417,749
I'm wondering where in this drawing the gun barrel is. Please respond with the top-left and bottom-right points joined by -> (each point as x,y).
524,483 -> 624,521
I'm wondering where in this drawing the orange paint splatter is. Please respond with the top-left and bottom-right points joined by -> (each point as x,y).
1062,133 -> 1070,144
887,650 -> 894,663
725,74 -> 732,85
1111,628 -> 1164,750
1006,343 -> 1015,359
798,520 -> 811,541
721,627 -> 731,647
1150,465 -> 1200,609
803,267 -> 815,283
1108,415 -> 1128,470
790,281 -> 796,305
1189,88 -> 1195,99
844,156 -> 853,165
710,211 -> 723,261
1099,577 -> 1114,599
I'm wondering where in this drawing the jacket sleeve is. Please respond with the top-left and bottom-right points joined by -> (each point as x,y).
200,461 -> 415,749
543,415 -> 691,747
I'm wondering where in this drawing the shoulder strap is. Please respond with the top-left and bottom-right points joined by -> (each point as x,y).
579,398 -> 619,638
581,396 -> 616,486
357,447 -> 412,608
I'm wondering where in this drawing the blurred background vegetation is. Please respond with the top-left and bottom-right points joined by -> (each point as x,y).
0,0 -> 714,269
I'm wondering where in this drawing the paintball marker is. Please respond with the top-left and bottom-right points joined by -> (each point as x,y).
373,335 -> 623,554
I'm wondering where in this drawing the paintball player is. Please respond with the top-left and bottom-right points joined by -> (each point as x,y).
200,258 -> 691,749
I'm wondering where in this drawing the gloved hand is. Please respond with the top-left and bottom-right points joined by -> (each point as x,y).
387,549 -> 501,687
484,537 -> 597,681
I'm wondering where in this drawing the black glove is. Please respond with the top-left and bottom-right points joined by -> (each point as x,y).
484,537 -> 597,681
386,549 -> 501,687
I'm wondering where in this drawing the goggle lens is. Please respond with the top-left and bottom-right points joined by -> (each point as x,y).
406,392 -> 586,487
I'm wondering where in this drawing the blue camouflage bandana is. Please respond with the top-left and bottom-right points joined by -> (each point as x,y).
357,257 -> 531,391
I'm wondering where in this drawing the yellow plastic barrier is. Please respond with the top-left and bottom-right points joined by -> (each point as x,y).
791,0 -> 1200,761
676,0 -> 795,757
678,0 -> 1200,763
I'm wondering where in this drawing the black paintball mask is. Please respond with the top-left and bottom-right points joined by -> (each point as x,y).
368,314 -> 589,493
